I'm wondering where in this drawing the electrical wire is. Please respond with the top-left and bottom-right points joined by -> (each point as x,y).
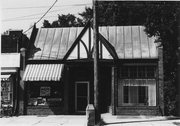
2,5 -> 91,22
2,9 -> 68,21
3,13 -> 80,22
3,3 -> 92,10
23,0 -> 58,34
3,16 -> 58,22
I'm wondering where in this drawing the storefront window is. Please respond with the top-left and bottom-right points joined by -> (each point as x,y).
123,86 -> 148,105
118,65 -> 157,107
28,83 -> 63,107
1,81 -> 13,107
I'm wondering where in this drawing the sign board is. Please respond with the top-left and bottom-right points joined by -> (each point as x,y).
40,87 -> 50,96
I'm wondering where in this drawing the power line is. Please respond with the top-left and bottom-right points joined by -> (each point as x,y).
2,8 -> 72,21
2,13 -> 80,22
2,16 -> 58,22
3,3 -> 92,10
2,5 -> 91,22
23,0 -> 58,33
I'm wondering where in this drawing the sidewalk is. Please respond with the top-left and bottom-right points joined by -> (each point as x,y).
0,113 -> 180,126
101,113 -> 180,126
0,115 -> 86,126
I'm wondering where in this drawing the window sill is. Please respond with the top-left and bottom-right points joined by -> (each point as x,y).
117,106 -> 157,109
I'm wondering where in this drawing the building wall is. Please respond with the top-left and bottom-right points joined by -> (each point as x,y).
65,64 -> 112,114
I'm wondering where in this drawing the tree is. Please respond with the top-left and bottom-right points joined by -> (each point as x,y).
79,7 -> 93,24
142,2 -> 180,115
43,20 -> 51,28
43,14 -> 84,27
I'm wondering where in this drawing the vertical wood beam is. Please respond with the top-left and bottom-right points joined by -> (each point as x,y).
64,66 -> 69,114
93,0 -> 100,123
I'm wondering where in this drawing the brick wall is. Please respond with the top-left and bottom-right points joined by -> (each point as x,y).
116,106 -> 160,115
27,107 -> 64,115
158,47 -> 164,115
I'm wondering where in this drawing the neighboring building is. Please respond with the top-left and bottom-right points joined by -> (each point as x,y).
22,23 -> 163,115
1,30 -> 29,116
1,53 -> 21,116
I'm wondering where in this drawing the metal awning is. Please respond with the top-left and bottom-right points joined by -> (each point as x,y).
23,64 -> 64,81
1,74 -> 11,81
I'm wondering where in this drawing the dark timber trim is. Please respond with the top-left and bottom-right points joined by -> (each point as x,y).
63,21 -> 91,61
99,33 -> 119,60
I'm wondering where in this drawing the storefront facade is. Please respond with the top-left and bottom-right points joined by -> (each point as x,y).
22,23 -> 163,115
1,53 -> 20,116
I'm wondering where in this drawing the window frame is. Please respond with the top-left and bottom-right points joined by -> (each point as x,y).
122,85 -> 148,106
120,65 -> 157,79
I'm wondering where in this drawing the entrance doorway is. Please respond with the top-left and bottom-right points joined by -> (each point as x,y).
75,81 -> 89,112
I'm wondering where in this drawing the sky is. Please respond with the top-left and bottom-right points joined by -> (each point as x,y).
1,0 -> 92,35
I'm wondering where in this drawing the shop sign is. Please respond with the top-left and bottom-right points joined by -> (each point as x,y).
40,86 -> 50,96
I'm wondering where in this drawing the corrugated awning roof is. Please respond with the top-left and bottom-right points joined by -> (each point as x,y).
23,64 -> 64,81
1,74 -> 11,81
29,26 -> 158,60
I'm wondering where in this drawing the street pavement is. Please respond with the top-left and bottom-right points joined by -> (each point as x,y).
0,113 -> 180,126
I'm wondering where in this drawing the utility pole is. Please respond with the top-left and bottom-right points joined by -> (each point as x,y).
93,0 -> 100,123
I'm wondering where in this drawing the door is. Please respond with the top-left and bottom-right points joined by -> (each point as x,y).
75,81 -> 89,112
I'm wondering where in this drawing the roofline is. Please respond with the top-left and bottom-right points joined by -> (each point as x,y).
37,25 -> 146,29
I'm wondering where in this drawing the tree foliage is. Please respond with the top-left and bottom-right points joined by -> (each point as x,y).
43,14 -> 84,27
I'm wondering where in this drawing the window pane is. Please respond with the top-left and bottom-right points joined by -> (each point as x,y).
129,86 -> 138,104
138,86 -> 147,104
77,83 -> 88,96
123,86 -> 149,105
138,66 -> 146,78
129,66 -> 137,78
147,66 -> 155,78
123,86 -> 129,103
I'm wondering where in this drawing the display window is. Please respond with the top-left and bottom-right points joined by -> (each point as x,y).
1,81 -> 13,107
118,65 -> 157,107
27,82 -> 63,107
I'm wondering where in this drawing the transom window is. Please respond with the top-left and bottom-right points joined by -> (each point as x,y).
120,65 -> 156,78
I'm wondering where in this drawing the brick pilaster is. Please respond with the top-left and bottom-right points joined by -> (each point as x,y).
158,47 -> 164,115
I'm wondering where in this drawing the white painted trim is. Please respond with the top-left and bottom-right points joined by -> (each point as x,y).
75,81 -> 90,112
